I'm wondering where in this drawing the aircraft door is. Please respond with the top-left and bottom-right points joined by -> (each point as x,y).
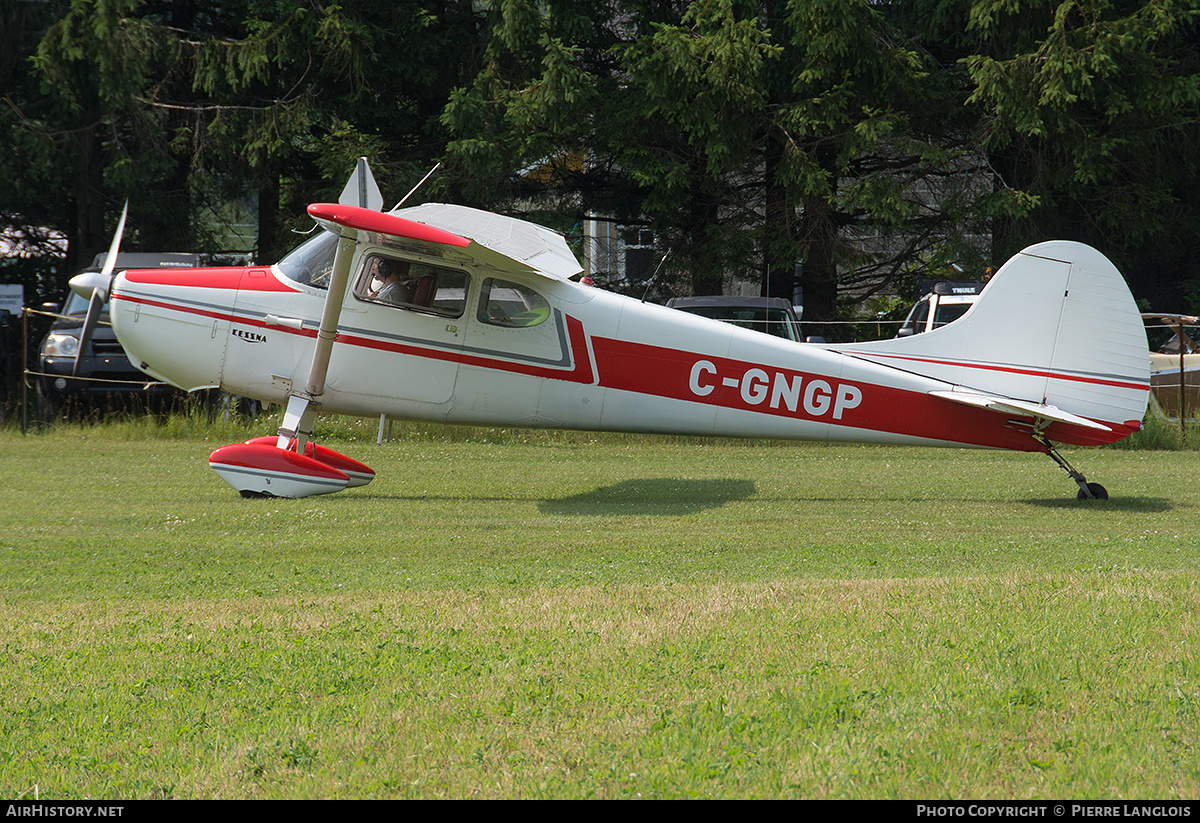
455,276 -> 582,424
331,253 -> 468,405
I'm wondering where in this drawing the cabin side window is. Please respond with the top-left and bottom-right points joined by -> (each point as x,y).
478,279 -> 550,328
353,255 -> 469,318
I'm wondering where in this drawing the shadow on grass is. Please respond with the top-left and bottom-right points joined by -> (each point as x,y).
539,478 -> 756,516
1022,496 -> 1174,512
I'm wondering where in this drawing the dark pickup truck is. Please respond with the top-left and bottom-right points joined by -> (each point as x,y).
37,252 -> 211,417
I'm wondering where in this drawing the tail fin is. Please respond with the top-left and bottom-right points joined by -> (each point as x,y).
838,241 -> 1150,441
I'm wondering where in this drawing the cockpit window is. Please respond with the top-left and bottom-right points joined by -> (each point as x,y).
353,254 -> 468,317
478,279 -> 551,328
276,230 -> 339,290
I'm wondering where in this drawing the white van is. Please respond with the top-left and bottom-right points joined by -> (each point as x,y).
896,280 -> 986,337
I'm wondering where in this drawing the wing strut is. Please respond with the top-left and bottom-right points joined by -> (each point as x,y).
208,215 -> 375,498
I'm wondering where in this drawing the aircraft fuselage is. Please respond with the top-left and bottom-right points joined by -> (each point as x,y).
108,236 -> 1131,454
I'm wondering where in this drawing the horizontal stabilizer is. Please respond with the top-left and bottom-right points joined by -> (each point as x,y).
929,389 -> 1111,431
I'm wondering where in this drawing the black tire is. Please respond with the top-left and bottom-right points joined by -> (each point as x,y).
1077,482 -> 1108,501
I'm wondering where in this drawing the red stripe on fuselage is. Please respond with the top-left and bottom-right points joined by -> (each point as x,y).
587,337 -> 1142,449
589,337 -> 1051,450
113,293 -> 236,324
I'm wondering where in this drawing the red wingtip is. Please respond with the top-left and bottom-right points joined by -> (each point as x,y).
307,202 -> 470,248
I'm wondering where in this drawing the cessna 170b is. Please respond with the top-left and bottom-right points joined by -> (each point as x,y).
69,196 -> 1150,500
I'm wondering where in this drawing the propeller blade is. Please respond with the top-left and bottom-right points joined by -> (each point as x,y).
68,200 -> 128,304
99,200 -> 128,282
72,290 -> 104,377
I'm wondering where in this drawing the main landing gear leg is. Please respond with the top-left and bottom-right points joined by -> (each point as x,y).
1034,433 -> 1108,500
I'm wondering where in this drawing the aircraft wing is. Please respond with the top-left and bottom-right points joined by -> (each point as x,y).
929,389 -> 1112,431
394,202 -> 583,280
307,202 -> 583,281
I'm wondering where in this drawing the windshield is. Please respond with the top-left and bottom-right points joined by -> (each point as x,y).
62,291 -> 91,316
1159,327 -> 1198,354
899,298 -> 930,335
932,302 -> 972,329
276,230 -> 339,289
678,306 -> 799,341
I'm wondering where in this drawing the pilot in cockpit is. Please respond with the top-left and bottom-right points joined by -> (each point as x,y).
369,258 -> 414,305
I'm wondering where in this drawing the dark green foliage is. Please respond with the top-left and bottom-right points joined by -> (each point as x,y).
964,0 -> 1200,313
2,0 -> 1198,318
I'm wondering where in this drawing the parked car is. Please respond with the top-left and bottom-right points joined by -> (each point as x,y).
895,280 -> 985,337
37,251 -> 211,418
665,295 -> 803,342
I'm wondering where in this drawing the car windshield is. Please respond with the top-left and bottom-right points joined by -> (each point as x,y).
276,230 -> 339,289
679,306 -> 798,341
1159,327 -> 1198,354
932,302 -> 972,329
899,298 -> 930,335
62,291 -> 91,316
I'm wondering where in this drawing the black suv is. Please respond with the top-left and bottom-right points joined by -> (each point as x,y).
37,252 -> 211,418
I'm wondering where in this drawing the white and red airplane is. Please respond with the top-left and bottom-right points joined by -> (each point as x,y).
70,196 -> 1150,500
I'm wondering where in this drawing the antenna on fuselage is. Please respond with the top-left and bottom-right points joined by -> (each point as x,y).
640,249 -> 672,303
391,162 -> 441,211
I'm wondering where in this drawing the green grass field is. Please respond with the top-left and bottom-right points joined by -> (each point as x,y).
1,419 -> 1197,798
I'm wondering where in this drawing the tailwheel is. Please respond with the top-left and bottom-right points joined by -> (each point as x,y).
1035,433 -> 1108,501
